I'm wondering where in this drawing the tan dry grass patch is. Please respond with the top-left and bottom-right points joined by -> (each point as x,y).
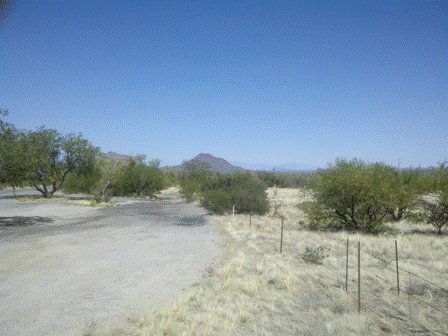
17,196 -> 66,203
74,200 -> 116,208
137,188 -> 448,336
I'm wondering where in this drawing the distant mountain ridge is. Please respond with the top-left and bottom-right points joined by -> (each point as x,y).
165,153 -> 246,174
102,151 -> 135,162
104,151 -> 317,174
229,161 -> 320,172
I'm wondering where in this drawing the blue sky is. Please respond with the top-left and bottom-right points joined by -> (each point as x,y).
1,1 -> 447,169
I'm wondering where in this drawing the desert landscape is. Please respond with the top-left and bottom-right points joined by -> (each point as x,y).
137,188 -> 448,336
1,1 -> 447,335
1,184 -> 447,336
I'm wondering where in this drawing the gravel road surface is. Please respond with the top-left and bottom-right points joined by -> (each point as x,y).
0,188 -> 220,335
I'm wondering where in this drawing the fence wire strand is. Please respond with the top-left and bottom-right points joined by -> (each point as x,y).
237,213 -> 447,334
343,239 -> 445,292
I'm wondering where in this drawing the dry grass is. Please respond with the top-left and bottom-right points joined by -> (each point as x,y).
137,188 -> 447,336
17,196 -> 66,202
74,199 -> 116,208
17,196 -> 117,208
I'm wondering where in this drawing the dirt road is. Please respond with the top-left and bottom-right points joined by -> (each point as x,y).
0,189 -> 220,336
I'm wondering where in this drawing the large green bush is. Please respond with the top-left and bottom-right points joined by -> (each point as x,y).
178,161 -> 215,201
302,159 -> 416,233
111,161 -> 164,198
63,154 -> 131,202
63,169 -> 101,194
180,169 -> 270,215
200,189 -> 233,214
205,173 -> 269,215
229,176 -> 270,214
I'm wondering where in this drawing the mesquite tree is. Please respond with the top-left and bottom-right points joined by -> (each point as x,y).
0,110 -> 28,192
422,163 -> 448,235
24,128 -> 98,198
110,159 -> 165,198
423,197 -> 448,235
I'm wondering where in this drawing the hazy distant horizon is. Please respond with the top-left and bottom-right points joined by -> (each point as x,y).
158,152 -> 440,171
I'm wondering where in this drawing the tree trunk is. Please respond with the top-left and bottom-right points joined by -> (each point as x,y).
393,207 -> 405,221
95,179 -> 111,202
33,182 -> 50,198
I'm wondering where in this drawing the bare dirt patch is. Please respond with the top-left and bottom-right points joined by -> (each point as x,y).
0,188 -> 220,336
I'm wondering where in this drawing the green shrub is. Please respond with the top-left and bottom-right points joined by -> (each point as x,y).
301,246 -> 329,264
178,162 -> 215,201
63,154 -> 132,203
0,123 -> 28,190
303,159 -> 396,233
179,179 -> 202,202
111,162 -> 164,197
200,189 -> 233,214
303,160 -> 435,233
405,210 -> 428,223
218,173 -> 269,215
63,169 -> 101,194
301,161 -> 435,233
163,169 -> 178,188
299,201 -> 332,230
384,169 -> 434,221
423,198 -> 448,235
181,170 -> 270,215
230,184 -> 270,215
420,164 -> 448,235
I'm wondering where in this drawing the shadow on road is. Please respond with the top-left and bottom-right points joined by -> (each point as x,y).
0,194 -> 38,200
176,214 -> 207,226
0,216 -> 54,227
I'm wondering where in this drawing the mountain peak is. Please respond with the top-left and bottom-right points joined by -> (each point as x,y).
190,153 -> 245,173
193,153 -> 216,161
167,153 -> 246,174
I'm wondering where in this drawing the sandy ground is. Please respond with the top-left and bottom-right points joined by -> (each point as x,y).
0,188 -> 220,336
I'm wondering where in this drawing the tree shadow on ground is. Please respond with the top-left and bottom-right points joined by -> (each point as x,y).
0,193 -> 38,200
176,214 -> 206,226
408,228 -> 447,236
0,216 -> 53,227
0,193 -> 66,200
64,193 -> 94,201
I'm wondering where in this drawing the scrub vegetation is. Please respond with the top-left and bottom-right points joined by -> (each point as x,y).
0,111 -> 168,202
178,161 -> 270,215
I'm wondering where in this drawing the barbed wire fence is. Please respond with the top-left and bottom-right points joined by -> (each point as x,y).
231,206 -> 448,336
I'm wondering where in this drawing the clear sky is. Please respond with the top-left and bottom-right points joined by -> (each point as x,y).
0,1 -> 447,169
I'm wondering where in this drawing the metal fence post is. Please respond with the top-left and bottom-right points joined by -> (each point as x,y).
395,240 -> 400,295
346,238 -> 349,292
408,271 -> 413,331
358,239 -> 361,313
279,216 -> 284,254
